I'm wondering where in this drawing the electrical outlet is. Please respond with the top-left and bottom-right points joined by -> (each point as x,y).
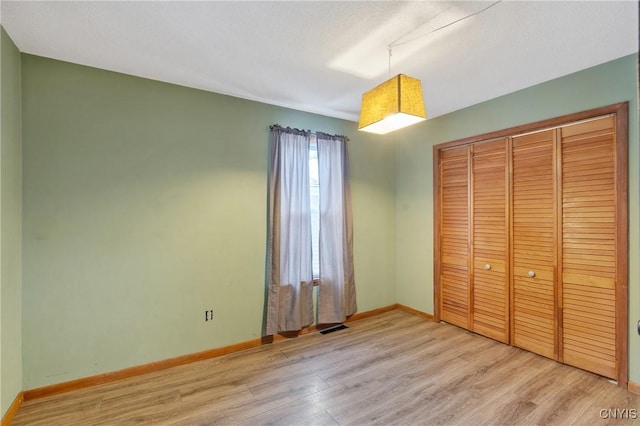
205,309 -> 214,322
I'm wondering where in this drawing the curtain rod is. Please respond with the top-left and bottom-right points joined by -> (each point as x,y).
270,124 -> 350,142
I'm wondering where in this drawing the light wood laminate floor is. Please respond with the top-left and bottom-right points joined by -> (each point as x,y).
12,310 -> 640,425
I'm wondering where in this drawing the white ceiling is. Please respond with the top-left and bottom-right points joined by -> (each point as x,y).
1,1 -> 638,122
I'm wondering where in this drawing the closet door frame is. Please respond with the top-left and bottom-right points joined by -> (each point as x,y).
433,102 -> 628,388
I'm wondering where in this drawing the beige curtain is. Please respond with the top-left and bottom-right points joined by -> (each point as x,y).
266,126 -> 314,335
316,133 -> 356,324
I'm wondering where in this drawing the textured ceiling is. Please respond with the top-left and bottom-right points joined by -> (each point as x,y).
1,1 -> 638,122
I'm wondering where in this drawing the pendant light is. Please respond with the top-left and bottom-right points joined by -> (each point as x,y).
358,73 -> 426,134
358,44 -> 426,135
357,1 -> 502,135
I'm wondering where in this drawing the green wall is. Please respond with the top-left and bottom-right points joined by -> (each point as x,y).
395,54 -> 640,384
21,54 -> 396,389
1,27 -> 23,417
12,46 -> 640,393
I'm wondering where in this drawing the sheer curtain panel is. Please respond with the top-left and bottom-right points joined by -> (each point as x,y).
266,126 -> 314,335
316,133 -> 357,324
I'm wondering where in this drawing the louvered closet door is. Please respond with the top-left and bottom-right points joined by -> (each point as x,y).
560,116 -> 617,379
439,146 -> 470,328
471,139 -> 509,343
511,130 -> 557,359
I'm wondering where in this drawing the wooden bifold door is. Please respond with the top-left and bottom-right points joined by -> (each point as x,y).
433,103 -> 628,387
511,130 -> 557,360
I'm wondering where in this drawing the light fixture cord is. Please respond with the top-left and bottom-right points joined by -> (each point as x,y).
389,0 -> 502,49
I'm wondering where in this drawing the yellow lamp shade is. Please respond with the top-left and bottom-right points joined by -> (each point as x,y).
358,74 -> 426,135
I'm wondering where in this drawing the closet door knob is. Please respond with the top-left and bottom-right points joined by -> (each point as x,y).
485,264 -> 491,270
528,270 -> 535,278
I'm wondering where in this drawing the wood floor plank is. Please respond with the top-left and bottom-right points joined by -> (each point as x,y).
12,310 -> 640,425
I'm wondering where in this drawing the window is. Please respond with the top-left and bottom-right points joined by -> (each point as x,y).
309,136 -> 320,279
266,124 -> 356,334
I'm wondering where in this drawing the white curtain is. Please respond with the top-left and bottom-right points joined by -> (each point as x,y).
266,127 -> 314,335
316,133 -> 357,324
